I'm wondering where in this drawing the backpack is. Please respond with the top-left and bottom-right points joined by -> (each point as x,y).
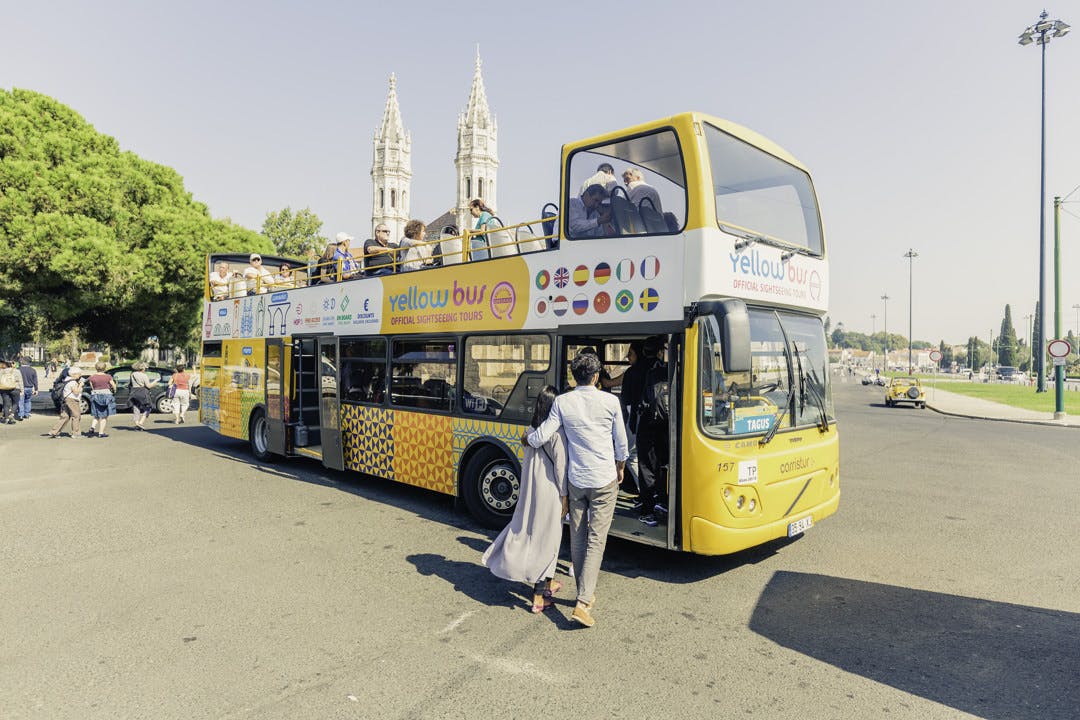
0,368 -> 17,390
638,361 -> 670,430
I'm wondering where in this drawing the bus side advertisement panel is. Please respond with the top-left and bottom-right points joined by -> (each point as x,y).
219,339 -> 265,440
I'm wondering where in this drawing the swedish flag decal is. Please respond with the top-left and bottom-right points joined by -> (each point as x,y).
638,287 -> 659,312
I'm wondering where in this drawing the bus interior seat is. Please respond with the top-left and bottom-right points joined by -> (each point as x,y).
515,225 -> 545,254
485,216 -> 518,258
540,202 -> 559,246
440,226 -> 463,265
610,187 -> 643,235
639,197 -> 667,233
663,212 -> 680,233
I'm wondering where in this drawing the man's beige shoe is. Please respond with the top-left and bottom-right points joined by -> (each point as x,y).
572,604 -> 596,627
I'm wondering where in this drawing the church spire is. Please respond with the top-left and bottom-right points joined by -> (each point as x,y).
376,73 -> 407,143
461,46 -> 493,130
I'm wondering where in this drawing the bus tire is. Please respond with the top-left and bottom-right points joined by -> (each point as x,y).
462,446 -> 520,529
249,409 -> 273,462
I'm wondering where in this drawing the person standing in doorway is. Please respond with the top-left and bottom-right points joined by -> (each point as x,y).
524,353 -> 628,628
169,364 -> 192,424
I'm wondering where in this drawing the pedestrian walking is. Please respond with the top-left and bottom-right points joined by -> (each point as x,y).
0,359 -> 23,424
483,386 -> 569,614
87,361 -> 117,437
524,353 -> 628,628
17,357 -> 39,420
169,364 -> 192,423
129,361 -> 156,430
48,367 -> 84,438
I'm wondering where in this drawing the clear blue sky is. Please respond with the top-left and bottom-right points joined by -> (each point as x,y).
4,1 -> 1079,346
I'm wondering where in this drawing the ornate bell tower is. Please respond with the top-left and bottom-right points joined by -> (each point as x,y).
455,48 -> 499,232
371,74 -> 412,241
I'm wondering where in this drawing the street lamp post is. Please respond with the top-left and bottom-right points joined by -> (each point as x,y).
903,250 -> 918,372
1019,10 -> 1070,393
881,293 -> 890,371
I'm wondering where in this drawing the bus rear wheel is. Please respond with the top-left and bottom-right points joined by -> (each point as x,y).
249,409 -> 273,462
463,446 -> 520,529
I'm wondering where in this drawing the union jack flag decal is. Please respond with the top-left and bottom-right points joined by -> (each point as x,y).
553,267 -> 570,288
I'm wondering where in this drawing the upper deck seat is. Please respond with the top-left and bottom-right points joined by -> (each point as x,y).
639,197 -> 668,233
485,216 -> 518,258
610,188 -> 643,235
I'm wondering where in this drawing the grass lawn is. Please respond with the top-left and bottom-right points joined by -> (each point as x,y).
923,379 -> 1078,412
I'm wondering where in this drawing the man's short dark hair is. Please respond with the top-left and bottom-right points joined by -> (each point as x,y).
597,163 -> 614,174
583,184 -> 607,199
570,353 -> 602,385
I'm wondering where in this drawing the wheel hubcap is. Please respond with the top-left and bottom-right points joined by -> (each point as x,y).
480,464 -> 519,513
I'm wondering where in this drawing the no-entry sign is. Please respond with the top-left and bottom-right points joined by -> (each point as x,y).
1047,339 -> 1072,359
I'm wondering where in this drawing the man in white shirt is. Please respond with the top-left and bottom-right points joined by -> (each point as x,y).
208,261 -> 233,300
525,352 -> 628,627
243,254 -> 273,294
623,168 -> 663,213
568,184 -> 612,239
580,162 -> 619,195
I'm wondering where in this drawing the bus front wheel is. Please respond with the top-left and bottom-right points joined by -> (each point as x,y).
249,409 -> 273,462
462,446 -> 519,529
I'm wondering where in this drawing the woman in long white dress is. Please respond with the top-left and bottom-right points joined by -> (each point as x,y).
482,386 -> 568,613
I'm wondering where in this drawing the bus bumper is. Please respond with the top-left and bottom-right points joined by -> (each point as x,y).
687,490 -> 840,556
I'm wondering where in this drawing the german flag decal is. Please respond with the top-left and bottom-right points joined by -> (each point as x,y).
593,262 -> 611,285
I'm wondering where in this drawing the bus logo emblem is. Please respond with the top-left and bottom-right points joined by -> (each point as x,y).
490,282 -> 516,320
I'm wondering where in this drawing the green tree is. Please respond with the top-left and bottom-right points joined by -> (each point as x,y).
0,88 -> 271,353
938,340 -> 954,367
262,206 -> 326,258
997,304 -> 1018,366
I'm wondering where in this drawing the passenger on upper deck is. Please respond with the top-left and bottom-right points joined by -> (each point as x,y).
314,239 -> 338,284
468,199 -> 494,261
400,220 -> 434,272
622,168 -> 662,213
333,232 -> 362,280
581,163 -> 619,196
273,263 -> 295,289
568,184 -> 612,239
364,224 -> 398,276
243,254 -> 273,295
209,261 -> 233,300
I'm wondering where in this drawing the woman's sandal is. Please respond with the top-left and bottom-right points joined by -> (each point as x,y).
531,599 -> 554,614
542,581 -> 563,599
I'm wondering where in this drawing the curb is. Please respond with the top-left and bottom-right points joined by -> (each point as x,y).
925,403 -> 1080,429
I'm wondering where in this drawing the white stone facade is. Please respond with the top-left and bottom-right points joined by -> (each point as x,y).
370,74 -> 412,242
454,49 -> 499,232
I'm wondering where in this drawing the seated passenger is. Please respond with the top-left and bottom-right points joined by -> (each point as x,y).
581,163 -> 619,195
622,168 -> 662,214
334,232 -> 361,279
468,199 -> 494,261
208,261 -> 233,300
400,220 -> 434,271
365,224 -> 398,276
568,184 -> 612,238
243,254 -> 273,295
273,263 -> 295,289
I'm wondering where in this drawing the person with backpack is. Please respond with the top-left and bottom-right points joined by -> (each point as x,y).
0,359 -> 23,424
17,358 -> 38,420
48,367 -> 84,438
636,336 -> 670,527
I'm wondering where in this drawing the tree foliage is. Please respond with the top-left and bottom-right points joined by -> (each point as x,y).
997,304 -> 1018,366
0,88 -> 271,353
262,206 -> 325,258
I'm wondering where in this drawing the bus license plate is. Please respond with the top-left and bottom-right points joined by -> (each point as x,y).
787,516 -> 813,537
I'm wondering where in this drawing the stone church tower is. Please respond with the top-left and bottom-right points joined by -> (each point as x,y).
454,49 -> 499,233
370,74 -> 411,241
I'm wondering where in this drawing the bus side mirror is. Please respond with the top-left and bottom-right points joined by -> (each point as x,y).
718,299 -> 751,373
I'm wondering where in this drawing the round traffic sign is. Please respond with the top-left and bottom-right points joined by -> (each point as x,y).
1047,339 -> 1072,358
929,350 -> 943,362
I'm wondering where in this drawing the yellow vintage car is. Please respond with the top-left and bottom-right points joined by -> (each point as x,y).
885,376 -> 926,408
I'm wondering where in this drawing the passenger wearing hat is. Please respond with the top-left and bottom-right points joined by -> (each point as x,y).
48,366 -> 84,438
243,253 -> 273,295
332,232 -> 361,280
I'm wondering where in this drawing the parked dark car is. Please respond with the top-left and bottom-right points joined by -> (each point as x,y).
996,366 -> 1018,382
51,365 -> 194,415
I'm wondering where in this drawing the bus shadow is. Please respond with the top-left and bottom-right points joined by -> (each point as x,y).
749,571 -> 1080,719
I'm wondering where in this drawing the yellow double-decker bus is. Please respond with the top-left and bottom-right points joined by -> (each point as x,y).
199,111 -> 838,555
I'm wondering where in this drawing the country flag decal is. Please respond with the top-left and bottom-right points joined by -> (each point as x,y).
593,262 -> 611,284
639,288 -> 660,312
640,255 -> 660,280
572,293 -> 589,315
593,292 -> 611,313
616,258 -> 635,282
535,298 -> 549,317
535,270 -> 550,290
554,267 -> 570,288
615,290 -> 634,313
573,265 -> 589,286
552,295 -> 569,317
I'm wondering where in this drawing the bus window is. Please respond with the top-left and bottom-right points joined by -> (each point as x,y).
463,335 -> 550,417
566,129 -> 687,239
341,338 -> 387,404
391,338 -> 456,412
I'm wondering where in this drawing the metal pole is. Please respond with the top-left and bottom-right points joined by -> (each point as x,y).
881,294 -> 890,371
1054,197 -> 1065,417
1036,37 -> 1048,392
1073,303 -> 1080,340
904,250 -> 917,372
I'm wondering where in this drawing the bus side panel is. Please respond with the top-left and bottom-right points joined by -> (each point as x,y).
199,359 -> 222,432
339,405 -> 525,497
218,339 -> 266,441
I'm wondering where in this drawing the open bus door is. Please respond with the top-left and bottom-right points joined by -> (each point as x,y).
291,336 -> 323,461
318,336 -> 344,471
266,338 -> 288,456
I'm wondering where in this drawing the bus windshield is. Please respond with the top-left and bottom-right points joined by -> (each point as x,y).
704,123 -> 823,256
699,308 -> 832,438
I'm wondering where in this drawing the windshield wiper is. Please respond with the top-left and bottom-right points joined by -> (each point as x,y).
760,311 -> 797,447
721,224 -> 808,256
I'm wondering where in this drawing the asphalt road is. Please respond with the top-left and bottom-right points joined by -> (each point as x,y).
2,384 -> 1078,720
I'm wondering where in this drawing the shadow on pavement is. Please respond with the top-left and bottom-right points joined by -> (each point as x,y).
749,571 -> 1080,719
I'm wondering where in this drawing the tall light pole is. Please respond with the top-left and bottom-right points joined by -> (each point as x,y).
903,250 -> 918,372
1019,10 -> 1070,393
1073,303 -> 1080,340
881,293 -> 890,370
